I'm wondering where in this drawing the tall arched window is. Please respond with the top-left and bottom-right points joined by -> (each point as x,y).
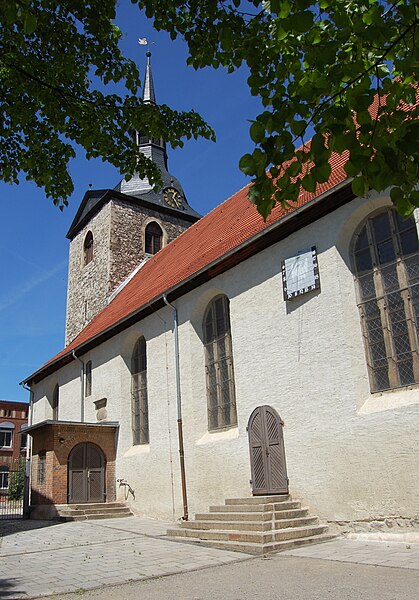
52,384 -> 59,420
83,231 -> 93,265
353,209 -> 419,392
131,337 -> 149,445
145,222 -> 163,255
203,295 -> 237,430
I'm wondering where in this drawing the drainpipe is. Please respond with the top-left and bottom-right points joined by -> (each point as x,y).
20,382 -> 33,519
72,350 -> 85,422
163,294 -> 188,521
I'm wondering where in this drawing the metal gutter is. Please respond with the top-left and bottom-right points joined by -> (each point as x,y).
163,295 -> 188,521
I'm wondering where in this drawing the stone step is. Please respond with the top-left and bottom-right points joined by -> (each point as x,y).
225,495 -> 290,505
58,508 -> 132,518
56,502 -> 132,521
181,516 -> 318,532
60,502 -> 126,511
209,501 -> 301,513
195,508 -> 310,522
167,532 -> 336,555
59,511 -> 132,522
168,524 -> 328,544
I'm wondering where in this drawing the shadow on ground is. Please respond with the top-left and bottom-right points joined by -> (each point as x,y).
0,518 -> 62,538
0,576 -> 26,599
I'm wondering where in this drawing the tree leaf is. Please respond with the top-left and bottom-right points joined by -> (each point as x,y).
239,153 -> 256,175
24,13 -> 37,35
352,176 -> 369,198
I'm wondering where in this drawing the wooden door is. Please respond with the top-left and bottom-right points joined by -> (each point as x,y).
68,443 -> 105,503
248,406 -> 288,495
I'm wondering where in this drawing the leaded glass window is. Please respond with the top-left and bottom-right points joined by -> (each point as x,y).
131,337 -> 149,445
203,295 -> 237,430
353,209 -> 419,392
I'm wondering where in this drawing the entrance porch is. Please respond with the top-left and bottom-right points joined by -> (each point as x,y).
23,420 -> 119,519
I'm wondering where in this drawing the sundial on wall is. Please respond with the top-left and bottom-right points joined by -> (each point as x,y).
281,246 -> 320,301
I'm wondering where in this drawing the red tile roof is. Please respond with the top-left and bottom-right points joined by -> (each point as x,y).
29,150 -> 350,382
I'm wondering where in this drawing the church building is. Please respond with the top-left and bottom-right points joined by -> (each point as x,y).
22,54 -> 419,548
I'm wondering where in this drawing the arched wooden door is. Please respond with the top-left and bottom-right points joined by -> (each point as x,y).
248,406 -> 288,495
68,443 -> 105,503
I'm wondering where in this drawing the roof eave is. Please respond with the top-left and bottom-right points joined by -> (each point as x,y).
24,179 -> 354,386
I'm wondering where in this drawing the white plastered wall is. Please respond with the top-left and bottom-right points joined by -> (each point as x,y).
31,190 -> 419,524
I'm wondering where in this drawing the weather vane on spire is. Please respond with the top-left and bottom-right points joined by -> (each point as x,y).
138,37 -> 155,57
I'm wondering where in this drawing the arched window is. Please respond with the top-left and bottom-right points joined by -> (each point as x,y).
83,231 -> 93,265
131,337 -> 149,445
52,385 -> 59,420
353,209 -> 419,392
203,295 -> 237,430
145,222 -> 163,255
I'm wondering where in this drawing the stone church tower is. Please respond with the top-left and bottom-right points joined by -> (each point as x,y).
65,52 -> 200,345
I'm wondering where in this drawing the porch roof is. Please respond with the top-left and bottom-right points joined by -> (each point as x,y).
22,420 -> 119,434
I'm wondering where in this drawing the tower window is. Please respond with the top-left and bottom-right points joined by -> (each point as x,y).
83,231 -> 93,265
145,222 -> 163,255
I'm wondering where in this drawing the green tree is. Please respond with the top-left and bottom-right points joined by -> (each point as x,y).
1,2 -> 418,216
8,457 -> 26,501
138,0 -> 418,217
0,1 -> 214,208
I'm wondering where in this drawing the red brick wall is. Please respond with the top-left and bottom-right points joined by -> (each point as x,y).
0,400 -> 29,469
31,423 -> 117,506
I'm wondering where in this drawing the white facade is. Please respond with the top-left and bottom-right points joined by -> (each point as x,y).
30,190 -> 419,528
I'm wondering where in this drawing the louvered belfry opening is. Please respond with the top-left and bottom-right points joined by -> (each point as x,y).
68,442 -> 105,504
248,406 -> 288,496
203,295 -> 237,431
353,209 -> 419,392
131,337 -> 149,445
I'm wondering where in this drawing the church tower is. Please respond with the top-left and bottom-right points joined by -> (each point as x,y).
65,52 -> 200,345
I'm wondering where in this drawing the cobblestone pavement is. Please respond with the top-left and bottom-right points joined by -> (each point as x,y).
1,517 -> 418,599
0,517 -> 251,599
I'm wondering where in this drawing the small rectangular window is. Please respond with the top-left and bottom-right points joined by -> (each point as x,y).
20,433 -> 28,450
0,429 -> 12,448
38,452 -> 46,485
0,469 -> 9,489
85,361 -> 92,397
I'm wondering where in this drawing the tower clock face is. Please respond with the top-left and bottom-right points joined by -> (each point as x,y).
163,187 -> 183,209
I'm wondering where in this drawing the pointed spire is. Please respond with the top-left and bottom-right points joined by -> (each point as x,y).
142,51 -> 156,104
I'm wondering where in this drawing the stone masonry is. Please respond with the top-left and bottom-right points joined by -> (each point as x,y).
65,196 -> 193,345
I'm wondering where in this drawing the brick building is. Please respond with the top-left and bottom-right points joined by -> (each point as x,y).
0,400 -> 29,493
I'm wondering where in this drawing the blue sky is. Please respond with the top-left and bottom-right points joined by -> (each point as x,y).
0,3 -> 262,402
